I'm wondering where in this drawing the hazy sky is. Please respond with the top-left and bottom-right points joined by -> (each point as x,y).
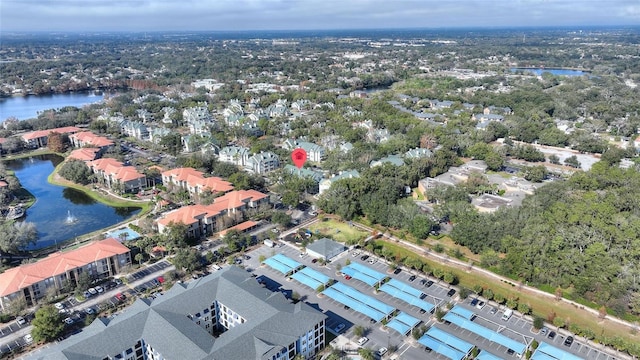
2,0 -> 639,32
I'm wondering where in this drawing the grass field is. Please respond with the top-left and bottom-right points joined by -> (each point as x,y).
308,218 -> 368,244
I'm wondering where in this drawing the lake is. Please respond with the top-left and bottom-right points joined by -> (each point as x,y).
510,68 -> 588,77
0,91 -> 106,121
5,154 -> 140,250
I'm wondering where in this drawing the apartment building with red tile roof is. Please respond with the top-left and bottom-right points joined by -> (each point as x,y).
0,238 -> 131,311
156,190 -> 269,238
87,158 -> 146,193
68,131 -> 114,152
161,167 -> 233,198
21,126 -> 82,148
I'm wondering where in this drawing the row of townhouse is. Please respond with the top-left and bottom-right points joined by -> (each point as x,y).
161,167 -> 234,198
156,189 -> 269,238
282,139 -> 326,162
0,238 -> 131,312
218,146 -> 281,174
87,158 -> 147,194
28,266 -> 326,360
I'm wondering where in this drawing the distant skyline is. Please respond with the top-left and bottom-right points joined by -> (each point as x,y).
2,0 -> 639,33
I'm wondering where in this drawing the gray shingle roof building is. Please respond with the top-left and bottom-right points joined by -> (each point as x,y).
26,266 -> 326,360
305,238 -> 347,261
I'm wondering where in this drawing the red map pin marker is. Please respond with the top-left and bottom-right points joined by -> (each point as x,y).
291,148 -> 307,169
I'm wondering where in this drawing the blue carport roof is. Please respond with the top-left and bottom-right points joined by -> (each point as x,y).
418,335 -> 465,360
533,342 -> 584,360
477,350 -> 505,360
341,266 -> 378,286
379,283 -> 434,312
450,305 -> 476,320
331,282 -> 394,315
426,327 -> 473,354
322,287 -> 386,322
262,257 -> 292,274
298,267 -> 331,284
444,312 -> 526,354
387,319 -> 411,335
291,271 -> 323,290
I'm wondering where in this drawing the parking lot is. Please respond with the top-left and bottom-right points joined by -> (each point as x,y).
245,242 -> 625,360
0,260 -> 173,356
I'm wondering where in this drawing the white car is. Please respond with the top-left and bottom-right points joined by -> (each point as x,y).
54,302 -> 65,310
16,316 -> 26,326
88,287 -> 98,295
377,347 -> 388,356
63,317 -> 74,325
24,334 -> 33,343
368,258 -> 377,265
95,285 -> 104,293
351,251 -> 360,257
357,337 -> 369,346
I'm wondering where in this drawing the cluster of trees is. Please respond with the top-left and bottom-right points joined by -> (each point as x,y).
443,161 -> 640,321
58,160 -> 93,185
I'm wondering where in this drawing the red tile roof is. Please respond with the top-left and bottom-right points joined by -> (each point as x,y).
68,148 -> 100,161
0,238 -> 129,297
162,167 -> 233,193
218,220 -> 258,237
22,126 -> 82,141
69,131 -> 114,147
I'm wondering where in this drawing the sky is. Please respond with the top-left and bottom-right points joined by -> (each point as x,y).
2,0 -> 639,32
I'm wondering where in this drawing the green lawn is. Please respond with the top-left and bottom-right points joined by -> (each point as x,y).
307,218 -> 368,244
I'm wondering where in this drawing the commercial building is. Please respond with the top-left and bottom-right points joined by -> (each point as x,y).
26,266 -> 326,360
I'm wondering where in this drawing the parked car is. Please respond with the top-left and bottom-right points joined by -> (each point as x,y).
368,258 -> 376,265
360,255 -> 369,261
425,280 -> 434,288
540,327 -> 548,336
447,289 -> 456,297
83,290 -> 92,298
408,275 -> 416,282
63,317 -> 74,325
476,301 -> 485,309
334,323 -> 345,333
470,298 -> 478,307
548,331 -> 556,339
16,316 -> 26,326
24,334 -> 33,343
377,347 -> 388,356
564,336 -> 574,347
85,308 -> 95,315
54,302 -> 65,310
393,268 -> 402,275
357,337 -> 369,346
489,306 -> 497,315
88,288 -> 98,295
344,275 -> 352,280
95,285 -> 104,293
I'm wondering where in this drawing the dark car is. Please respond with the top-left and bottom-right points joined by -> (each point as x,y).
548,331 -> 556,339
564,336 -> 574,347
470,298 -> 479,307
408,275 -> 416,282
360,255 -> 370,261
311,258 -> 318,263
393,268 -> 402,275
425,280 -> 434,287
447,288 -> 456,297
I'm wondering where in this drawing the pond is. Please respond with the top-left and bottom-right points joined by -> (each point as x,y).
4,154 -> 141,249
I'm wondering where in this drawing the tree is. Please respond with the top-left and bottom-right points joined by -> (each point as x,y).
358,348 -> 374,360
58,159 -> 93,185
523,165 -> 548,182
564,155 -> 581,168
31,305 -> 65,343
0,221 -> 38,255
171,249 -> 202,273
353,325 -> 365,337
47,131 -> 65,152
548,154 -> 560,164
533,316 -> 545,330
159,133 -> 182,156
135,253 -> 144,266
271,212 -> 291,227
